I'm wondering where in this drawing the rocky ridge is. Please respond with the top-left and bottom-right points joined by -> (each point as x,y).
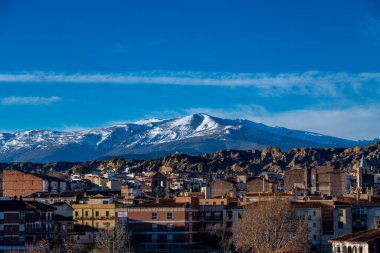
1,142 -> 379,175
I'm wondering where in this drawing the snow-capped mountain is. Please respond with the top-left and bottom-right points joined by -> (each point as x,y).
0,113 -> 370,162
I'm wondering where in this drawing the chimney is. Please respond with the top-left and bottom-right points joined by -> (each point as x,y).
369,187 -> 373,202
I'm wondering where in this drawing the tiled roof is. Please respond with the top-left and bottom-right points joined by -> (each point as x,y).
25,191 -> 82,198
0,200 -> 55,211
329,229 -> 380,243
74,224 -> 99,233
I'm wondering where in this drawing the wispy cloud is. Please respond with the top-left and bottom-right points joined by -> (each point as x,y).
0,71 -> 380,97
0,96 -> 61,105
184,104 -> 380,140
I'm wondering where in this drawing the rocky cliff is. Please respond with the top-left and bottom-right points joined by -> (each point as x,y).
1,142 -> 379,175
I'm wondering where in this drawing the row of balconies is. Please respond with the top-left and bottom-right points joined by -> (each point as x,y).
75,216 -> 115,220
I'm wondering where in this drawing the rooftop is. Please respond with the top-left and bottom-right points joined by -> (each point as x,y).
128,199 -> 189,209
329,229 -> 380,243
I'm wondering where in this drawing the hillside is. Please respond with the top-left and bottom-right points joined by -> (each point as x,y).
0,113 -> 371,163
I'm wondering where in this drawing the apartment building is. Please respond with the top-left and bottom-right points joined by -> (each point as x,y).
120,197 -> 199,250
2,170 -> 67,197
72,196 -> 116,229
0,200 -> 56,250
292,202 -> 323,251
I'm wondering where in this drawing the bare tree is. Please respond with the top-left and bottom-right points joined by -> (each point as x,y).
25,239 -> 49,253
208,223 -> 234,253
233,200 -> 309,253
97,223 -> 131,253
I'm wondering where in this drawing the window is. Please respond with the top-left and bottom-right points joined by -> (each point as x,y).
152,223 -> 158,232
75,211 -> 79,217
214,212 -> 221,219
95,211 -> 99,218
19,236 -> 25,242
152,212 -> 157,219
338,209 -> 344,217
167,224 -> 173,231
338,221 -> 344,229
376,219 -> 380,229
96,222 -> 99,228
19,224 -> 25,231
152,234 -> 158,242
221,201 -> 224,205
85,211 -> 89,218
313,234 -> 316,240
89,234 -> 91,239
167,234 -> 173,242
20,212 -> 25,220
206,212 -> 211,219
105,211 -> 110,217
313,211 -> 316,216
103,200 -> 108,204
0,212 -> 3,219
313,222 -> 316,228
205,202 -> 209,205
167,212 -> 173,220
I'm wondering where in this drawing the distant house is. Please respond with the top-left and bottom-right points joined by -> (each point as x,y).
51,202 -> 74,217
329,228 -> 380,253
247,177 -> 275,193
209,179 -> 234,198
72,224 -> 100,250
284,166 -> 349,196
23,191 -> 84,204
2,169 -> 67,197
151,172 -> 168,197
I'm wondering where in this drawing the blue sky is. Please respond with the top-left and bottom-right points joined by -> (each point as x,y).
0,0 -> 380,140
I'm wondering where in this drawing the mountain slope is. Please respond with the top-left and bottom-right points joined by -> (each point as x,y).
0,113 -> 371,162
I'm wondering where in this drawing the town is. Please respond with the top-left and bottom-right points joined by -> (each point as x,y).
0,152 -> 379,252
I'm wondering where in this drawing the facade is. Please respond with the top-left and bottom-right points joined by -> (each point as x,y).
247,177 -> 275,193
151,172 -> 168,197
2,170 -> 67,197
121,197 -> 199,250
292,202 -> 323,251
209,179 -> 234,198
0,200 -> 55,250
72,224 -> 100,250
310,166 -> 349,196
72,203 -> 116,229
284,168 -> 307,193
284,166 -> 349,196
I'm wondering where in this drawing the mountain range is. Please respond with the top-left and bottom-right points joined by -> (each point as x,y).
0,113 -> 374,162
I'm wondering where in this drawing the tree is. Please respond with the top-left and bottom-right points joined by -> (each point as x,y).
207,223 -> 234,253
97,223 -> 131,253
233,200 -> 309,253
25,239 -> 49,253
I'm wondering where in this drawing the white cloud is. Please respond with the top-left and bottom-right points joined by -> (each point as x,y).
184,105 -> 380,140
0,71 -> 379,97
0,96 -> 61,105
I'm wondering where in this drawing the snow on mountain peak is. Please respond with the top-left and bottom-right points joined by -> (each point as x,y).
0,113 -> 366,162
134,118 -> 164,125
